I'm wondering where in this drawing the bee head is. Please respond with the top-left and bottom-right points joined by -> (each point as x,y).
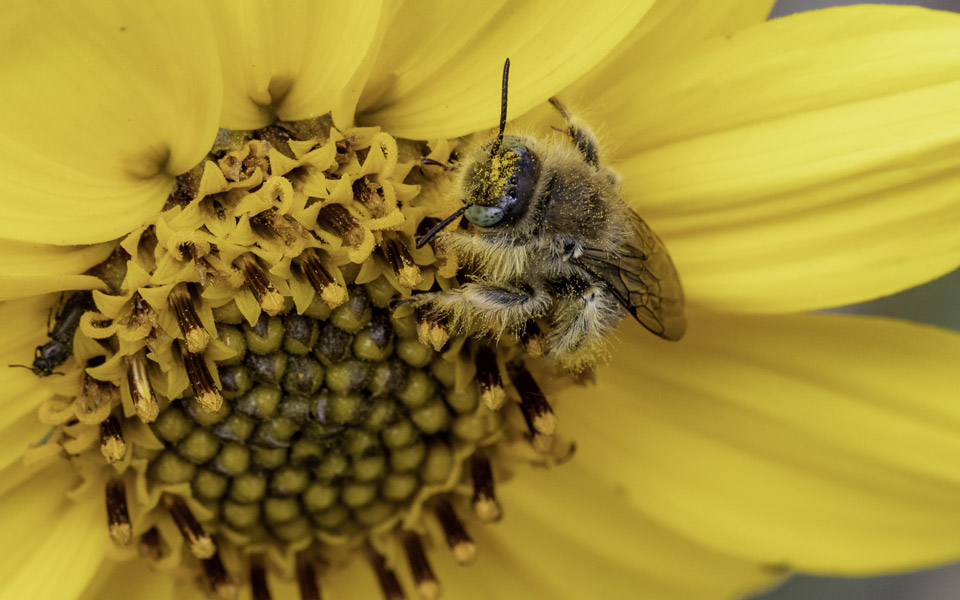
463,137 -> 540,227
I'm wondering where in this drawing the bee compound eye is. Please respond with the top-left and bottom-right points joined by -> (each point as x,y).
465,205 -> 505,227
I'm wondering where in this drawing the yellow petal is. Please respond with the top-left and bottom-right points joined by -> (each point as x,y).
78,559 -> 173,600
0,1 -> 222,245
358,0 -> 654,139
603,5 -> 960,312
436,462 -> 777,600
0,461 -> 103,600
211,0 -> 384,129
0,241 -> 113,300
565,314 -> 960,574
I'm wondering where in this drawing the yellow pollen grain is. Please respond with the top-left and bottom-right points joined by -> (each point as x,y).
533,411 -> 557,436
473,497 -> 501,523
452,540 -> 476,565
197,389 -> 224,414
110,521 -> 132,545
260,289 -> 286,316
136,397 -> 160,423
397,264 -> 422,288
419,580 -> 441,600
185,327 -> 211,354
480,386 -> 505,411
100,436 -> 127,464
322,284 -> 347,308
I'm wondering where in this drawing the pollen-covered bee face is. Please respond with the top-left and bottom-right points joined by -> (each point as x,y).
463,137 -> 540,228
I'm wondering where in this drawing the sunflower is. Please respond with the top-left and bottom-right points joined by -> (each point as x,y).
3,1 -> 960,599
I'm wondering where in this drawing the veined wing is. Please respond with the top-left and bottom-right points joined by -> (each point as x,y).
574,210 -> 686,340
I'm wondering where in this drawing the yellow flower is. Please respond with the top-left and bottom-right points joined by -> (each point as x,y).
2,1 -> 960,599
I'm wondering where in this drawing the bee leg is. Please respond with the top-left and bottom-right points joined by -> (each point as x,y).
415,282 -> 550,334
549,97 -> 600,168
545,279 -> 622,372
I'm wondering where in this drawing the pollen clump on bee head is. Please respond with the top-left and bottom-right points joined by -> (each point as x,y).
28,115 -> 577,599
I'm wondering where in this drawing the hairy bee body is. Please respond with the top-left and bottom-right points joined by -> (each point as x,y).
414,61 -> 685,372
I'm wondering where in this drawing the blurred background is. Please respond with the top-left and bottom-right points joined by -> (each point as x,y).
749,4 -> 959,600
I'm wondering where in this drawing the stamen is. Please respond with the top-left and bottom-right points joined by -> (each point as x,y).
507,362 -> 556,453
474,346 -> 505,411
470,452 -> 501,522
250,555 -> 272,600
296,553 -> 322,600
180,344 -> 223,413
105,477 -> 131,545
202,550 -> 237,600
238,256 -> 285,316
164,493 -> 216,559
435,500 -> 476,565
127,352 -> 159,423
169,287 -> 210,353
251,209 -> 309,249
403,532 -> 441,600
99,413 -> 126,463
138,526 -> 169,562
121,292 -> 159,340
299,249 -> 347,308
415,308 -> 449,352
76,373 -> 119,424
369,548 -> 405,600
317,203 -> 365,246
381,237 -> 422,288
519,321 -> 544,357
177,241 -> 214,287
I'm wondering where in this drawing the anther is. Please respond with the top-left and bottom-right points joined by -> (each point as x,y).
76,374 -> 119,424
169,287 -> 210,353
507,362 -> 556,453
250,555 -> 272,600
180,344 -> 223,413
99,414 -> 126,463
519,321 -> 544,357
202,551 -> 237,600
238,255 -> 285,316
415,308 -> 449,352
296,553 -> 322,600
470,453 -> 502,522
127,352 -> 159,423
251,209 -> 308,249
435,500 -> 476,565
381,237 -> 422,288
299,249 -> 347,308
369,548 -> 405,600
138,526 -> 169,562
474,346 -> 505,411
317,203 -> 365,247
403,532 -> 441,600
105,477 -> 132,545
164,493 -> 216,559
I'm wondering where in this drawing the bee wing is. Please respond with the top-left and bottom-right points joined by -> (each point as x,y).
574,210 -> 686,340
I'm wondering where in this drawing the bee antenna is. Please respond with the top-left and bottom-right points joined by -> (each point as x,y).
416,203 -> 474,249
491,58 -> 510,153
8,364 -> 34,372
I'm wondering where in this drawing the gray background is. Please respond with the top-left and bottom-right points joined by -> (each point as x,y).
751,4 -> 960,600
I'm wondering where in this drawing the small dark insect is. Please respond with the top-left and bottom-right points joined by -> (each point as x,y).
412,58 -> 686,372
10,292 -> 94,377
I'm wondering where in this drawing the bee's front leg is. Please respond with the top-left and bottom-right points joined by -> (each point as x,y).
413,281 -> 550,337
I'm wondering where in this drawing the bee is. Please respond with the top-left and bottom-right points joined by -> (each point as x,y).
414,59 -> 685,372
9,292 -> 93,377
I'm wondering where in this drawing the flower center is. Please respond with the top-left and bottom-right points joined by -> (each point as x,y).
29,117 -> 572,599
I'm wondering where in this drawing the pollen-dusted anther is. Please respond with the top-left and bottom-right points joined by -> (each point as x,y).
507,361 -> 557,453
353,177 -> 386,216
202,550 -> 237,600
238,255 -> 286,316
316,202 -> 365,247
470,452 -> 502,523
474,345 -> 505,411
105,477 -> 132,545
76,373 -> 120,425
99,413 -> 126,464
296,553 -> 322,600
369,548 -> 405,600
519,321 -> 544,357
180,345 -> 223,413
169,287 -> 210,353
250,555 -> 272,600
127,352 -> 159,423
299,249 -> 347,308
381,237 -> 422,288
252,209 -> 309,250
175,241 -> 215,286
139,526 -> 169,562
403,532 -> 441,600
435,500 -> 476,565
120,292 -> 159,340
164,493 -> 216,559
415,308 -> 449,352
